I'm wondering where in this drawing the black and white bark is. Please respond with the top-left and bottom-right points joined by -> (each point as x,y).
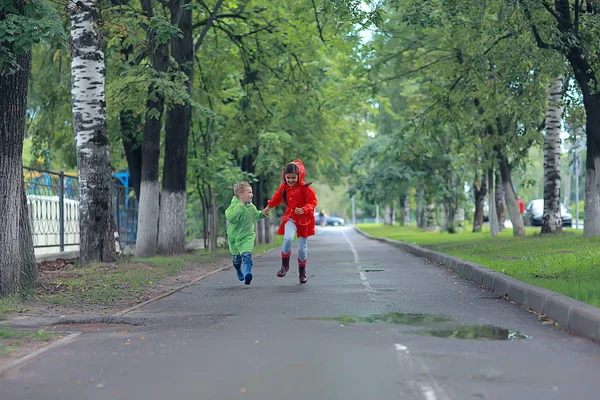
488,169 -> 499,237
542,78 -> 564,234
495,171 -> 506,231
136,0 -> 169,257
525,0 -> 600,236
0,40 -> 33,295
403,194 -> 410,226
70,0 -> 116,264
472,170 -> 487,232
499,158 -> 526,236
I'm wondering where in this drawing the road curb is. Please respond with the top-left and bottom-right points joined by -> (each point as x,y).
0,332 -> 81,377
353,226 -> 600,342
113,246 -> 279,317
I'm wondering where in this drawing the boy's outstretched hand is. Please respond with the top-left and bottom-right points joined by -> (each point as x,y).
261,208 -> 270,216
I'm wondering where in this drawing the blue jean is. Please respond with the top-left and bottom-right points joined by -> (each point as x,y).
281,219 -> 308,262
232,252 -> 253,269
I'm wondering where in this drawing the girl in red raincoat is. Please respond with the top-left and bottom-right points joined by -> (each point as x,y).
264,159 -> 317,283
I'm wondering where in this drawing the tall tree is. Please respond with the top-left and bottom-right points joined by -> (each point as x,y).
521,0 -> 600,236
1,0 -> 63,295
158,0 -> 224,254
70,0 -> 117,264
541,77 -> 564,233
135,0 -> 170,257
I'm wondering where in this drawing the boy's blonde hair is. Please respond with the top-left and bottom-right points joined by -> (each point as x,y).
233,181 -> 252,196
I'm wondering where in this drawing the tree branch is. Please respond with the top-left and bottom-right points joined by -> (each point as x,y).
194,0 -> 225,53
192,13 -> 247,30
519,0 -> 561,50
379,56 -> 453,82
311,0 -> 326,44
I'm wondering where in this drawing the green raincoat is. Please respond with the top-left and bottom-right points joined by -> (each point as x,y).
225,196 -> 266,255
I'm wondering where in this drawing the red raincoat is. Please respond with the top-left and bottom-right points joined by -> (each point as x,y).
267,159 -> 318,238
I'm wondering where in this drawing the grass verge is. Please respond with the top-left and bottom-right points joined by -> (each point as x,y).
0,328 -> 54,357
357,223 -> 600,307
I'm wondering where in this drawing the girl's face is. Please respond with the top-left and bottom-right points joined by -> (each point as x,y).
285,173 -> 298,187
238,187 -> 253,204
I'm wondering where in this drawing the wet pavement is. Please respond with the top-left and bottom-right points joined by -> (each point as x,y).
1,226 -> 600,399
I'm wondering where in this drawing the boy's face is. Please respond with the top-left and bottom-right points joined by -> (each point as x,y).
285,173 -> 298,187
238,187 -> 253,204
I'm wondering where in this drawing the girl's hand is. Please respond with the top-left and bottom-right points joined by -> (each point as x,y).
294,207 -> 304,215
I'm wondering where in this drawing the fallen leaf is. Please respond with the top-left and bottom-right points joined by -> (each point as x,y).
123,342 -> 130,346
140,337 -> 145,341
241,388 -> 247,393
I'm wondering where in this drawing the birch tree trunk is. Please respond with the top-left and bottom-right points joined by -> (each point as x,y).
0,45 -> 33,295
70,0 -> 116,264
495,171 -> 506,231
423,202 -> 436,231
136,0 -> 169,257
542,78 -> 564,234
472,170 -> 487,232
488,169 -> 499,237
403,194 -> 410,226
499,158 -> 526,236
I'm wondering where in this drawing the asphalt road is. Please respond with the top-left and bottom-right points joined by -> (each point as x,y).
2,227 -> 600,400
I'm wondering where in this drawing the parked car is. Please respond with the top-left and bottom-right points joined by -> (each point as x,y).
324,216 -> 345,226
523,199 -> 572,227
313,212 -> 346,227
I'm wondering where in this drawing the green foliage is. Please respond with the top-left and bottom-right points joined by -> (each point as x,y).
0,0 -> 65,74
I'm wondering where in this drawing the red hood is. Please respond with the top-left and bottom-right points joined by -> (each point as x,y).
282,159 -> 307,185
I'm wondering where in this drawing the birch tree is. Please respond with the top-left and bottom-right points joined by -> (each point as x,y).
70,0 -> 117,264
541,78 -> 563,233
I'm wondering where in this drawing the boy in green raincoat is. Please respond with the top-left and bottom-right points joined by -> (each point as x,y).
225,182 -> 269,285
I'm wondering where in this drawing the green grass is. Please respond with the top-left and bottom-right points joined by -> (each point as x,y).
0,295 -> 25,321
357,223 -> 600,307
0,328 -> 53,357
43,238 -> 283,307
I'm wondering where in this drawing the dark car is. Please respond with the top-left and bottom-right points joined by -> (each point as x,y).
523,199 -> 572,227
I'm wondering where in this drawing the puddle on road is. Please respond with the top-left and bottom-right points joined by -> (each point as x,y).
299,313 -> 532,341
298,312 -> 450,326
363,269 -> 385,272
412,326 -> 532,341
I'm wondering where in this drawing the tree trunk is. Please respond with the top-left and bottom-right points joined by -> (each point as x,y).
0,46 -> 32,296
564,49 -> 600,236
19,177 -> 37,293
120,110 -> 142,200
472,170 -> 487,232
495,171 -> 506,231
563,163 -> 572,207
542,78 -> 564,234
211,193 -> 218,251
384,205 -> 393,225
499,158 -> 526,236
158,0 -> 194,255
136,0 -> 169,257
403,194 -> 410,226
70,0 -> 116,264
415,186 -> 423,228
488,169 -> 499,237
423,202 -> 436,231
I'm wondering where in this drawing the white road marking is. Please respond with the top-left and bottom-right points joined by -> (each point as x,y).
342,229 -> 374,293
394,343 -> 451,400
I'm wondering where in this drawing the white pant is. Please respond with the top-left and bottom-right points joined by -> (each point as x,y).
282,219 -> 308,262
